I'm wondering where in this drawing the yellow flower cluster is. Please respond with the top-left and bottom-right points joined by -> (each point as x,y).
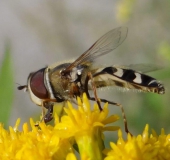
0,94 -> 119,160
0,93 -> 170,160
0,118 -> 75,160
105,125 -> 170,160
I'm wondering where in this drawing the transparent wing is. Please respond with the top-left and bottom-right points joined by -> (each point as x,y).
128,63 -> 164,73
63,27 -> 128,73
114,63 -> 164,73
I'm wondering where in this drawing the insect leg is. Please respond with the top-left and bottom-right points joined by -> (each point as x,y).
84,72 -> 131,134
89,97 -> 132,135
34,103 -> 54,127
84,72 -> 103,111
43,103 -> 54,123
41,99 -> 57,123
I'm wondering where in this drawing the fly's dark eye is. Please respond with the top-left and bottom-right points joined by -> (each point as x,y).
30,68 -> 48,99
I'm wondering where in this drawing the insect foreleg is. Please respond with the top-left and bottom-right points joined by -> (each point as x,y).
43,103 -> 54,123
40,99 -> 57,123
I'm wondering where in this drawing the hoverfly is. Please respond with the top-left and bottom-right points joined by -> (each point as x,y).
18,27 -> 165,134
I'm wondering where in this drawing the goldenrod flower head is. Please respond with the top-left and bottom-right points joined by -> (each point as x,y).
55,93 -> 120,160
0,118 -> 74,160
55,93 -> 119,138
105,124 -> 170,160
1,93 -> 169,160
0,93 -> 119,160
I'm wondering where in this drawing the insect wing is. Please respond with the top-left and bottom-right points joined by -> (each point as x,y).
63,27 -> 128,73
114,63 -> 164,73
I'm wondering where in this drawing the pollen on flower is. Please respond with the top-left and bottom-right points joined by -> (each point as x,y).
105,124 -> 170,160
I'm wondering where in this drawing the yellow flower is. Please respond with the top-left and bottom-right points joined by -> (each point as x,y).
55,93 -> 119,137
0,118 -> 75,160
1,93 -> 169,160
0,93 -> 119,160
55,93 -> 120,160
104,124 -> 170,160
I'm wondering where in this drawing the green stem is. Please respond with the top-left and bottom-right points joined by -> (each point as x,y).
75,128 -> 104,160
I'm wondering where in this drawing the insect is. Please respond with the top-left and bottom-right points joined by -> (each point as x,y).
18,27 -> 165,134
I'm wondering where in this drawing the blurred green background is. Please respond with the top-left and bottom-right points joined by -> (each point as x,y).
0,0 -> 169,144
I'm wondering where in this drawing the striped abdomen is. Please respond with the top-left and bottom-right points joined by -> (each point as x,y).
93,66 -> 165,94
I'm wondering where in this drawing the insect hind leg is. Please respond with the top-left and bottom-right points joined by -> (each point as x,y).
84,72 -> 132,135
89,97 -> 132,135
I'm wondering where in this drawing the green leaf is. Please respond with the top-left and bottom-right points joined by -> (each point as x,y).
0,44 -> 14,127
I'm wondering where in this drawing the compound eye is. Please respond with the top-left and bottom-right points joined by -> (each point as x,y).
29,68 -> 48,99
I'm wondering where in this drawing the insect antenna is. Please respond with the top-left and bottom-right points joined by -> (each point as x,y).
16,83 -> 28,91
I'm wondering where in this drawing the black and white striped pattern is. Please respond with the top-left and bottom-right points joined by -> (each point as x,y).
93,66 -> 165,94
